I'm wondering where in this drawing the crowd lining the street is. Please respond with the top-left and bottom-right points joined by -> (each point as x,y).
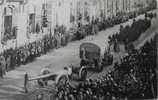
0,8 -> 156,79
0,4 -> 156,100
0,11 -> 135,77
54,33 -> 157,100
108,12 -> 156,52
51,9 -> 157,100
22,11 -> 157,100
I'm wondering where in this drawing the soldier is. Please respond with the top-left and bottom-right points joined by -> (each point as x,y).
56,32 -> 61,49
0,58 -> 3,78
24,73 -> 28,93
61,33 -> 65,46
50,35 -> 55,49
0,55 -> 6,78
6,54 -> 11,71
37,41 -> 42,57
80,48 -> 89,67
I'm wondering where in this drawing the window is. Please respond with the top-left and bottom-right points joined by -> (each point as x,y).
2,7 -> 17,42
4,16 -> 12,37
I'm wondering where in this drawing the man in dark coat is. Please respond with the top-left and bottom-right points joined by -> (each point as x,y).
0,55 -> 6,78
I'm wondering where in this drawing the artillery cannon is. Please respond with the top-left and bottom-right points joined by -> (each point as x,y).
24,64 -> 87,99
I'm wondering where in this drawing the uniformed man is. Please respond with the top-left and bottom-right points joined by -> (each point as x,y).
80,48 -> 90,67
0,55 -> 6,78
6,55 -> 11,71
0,60 -> 3,78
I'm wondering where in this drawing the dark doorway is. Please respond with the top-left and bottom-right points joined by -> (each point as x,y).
3,15 -> 13,41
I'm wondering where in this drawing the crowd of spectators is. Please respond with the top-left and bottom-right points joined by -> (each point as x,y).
0,26 -> 71,78
53,11 -> 157,100
0,9 -> 156,78
108,12 -> 156,51
54,34 -> 157,100
73,13 -> 132,41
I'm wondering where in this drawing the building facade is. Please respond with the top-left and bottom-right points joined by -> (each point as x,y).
0,0 -> 156,53
0,0 -> 28,52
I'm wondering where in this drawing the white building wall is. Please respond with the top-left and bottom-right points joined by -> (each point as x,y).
113,0 -> 117,16
22,0 -> 44,44
16,12 -> 27,46
0,0 -> 156,52
0,2 -> 22,49
107,0 -> 113,17
0,5 -> 3,52
0,6 -> 3,36
56,0 -> 70,27
156,0 -> 158,8
66,1 -> 71,28
104,0 -> 108,18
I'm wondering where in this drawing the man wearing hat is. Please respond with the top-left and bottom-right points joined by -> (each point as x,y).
0,55 -> 6,78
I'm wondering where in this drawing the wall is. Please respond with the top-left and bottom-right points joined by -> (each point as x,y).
0,1 -> 21,51
0,5 -> 4,52
0,0 -> 155,53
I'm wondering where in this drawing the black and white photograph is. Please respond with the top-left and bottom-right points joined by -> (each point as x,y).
0,0 -> 157,100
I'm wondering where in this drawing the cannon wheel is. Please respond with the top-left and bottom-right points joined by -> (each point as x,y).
56,75 -> 68,88
37,69 -> 51,87
23,88 -> 56,100
79,68 -> 87,80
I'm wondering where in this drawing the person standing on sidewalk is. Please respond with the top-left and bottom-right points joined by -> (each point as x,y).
0,60 -> 3,78
0,55 -> 6,78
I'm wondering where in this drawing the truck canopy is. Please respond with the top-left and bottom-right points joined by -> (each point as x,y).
80,42 -> 101,60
